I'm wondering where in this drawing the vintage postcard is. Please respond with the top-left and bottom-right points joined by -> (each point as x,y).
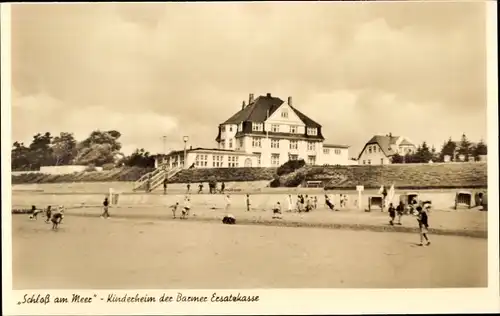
2,1 -> 499,315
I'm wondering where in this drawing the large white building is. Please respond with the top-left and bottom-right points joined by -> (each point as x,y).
357,134 -> 416,165
214,93 -> 349,167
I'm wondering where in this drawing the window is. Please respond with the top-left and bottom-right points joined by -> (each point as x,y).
271,139 -> 280,149
363,160 -> 366,165
307,155 -> 316,165
228,156 -> 239,168
323,148 -> 330,155
368,147 -> 372,154
238,139 -> 244,149
307,141 -> 315,151
229,139 -> 233,149
254,153 -> 261,166
289,154 -> 298,161
252,123 -> 264,132
252,137 -> 262,148
229,126 -> 233,132
221,141 -> 225,149
238,124 -> 242,132
290,140 -> 298,150
212,155 -> 223,167
221,126 -> 226,132
381,158 -> 384,164
335,149 -> 341,155
281,110 -> 288,118
271,154 -> 280,166
307,127 -> 317,136
195,154 -> 208,167
271,124 -> 280,132
368,159 -> 371,165
289,125 -> 298,133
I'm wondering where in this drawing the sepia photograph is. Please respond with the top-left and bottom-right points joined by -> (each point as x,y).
2,0 -> 498,314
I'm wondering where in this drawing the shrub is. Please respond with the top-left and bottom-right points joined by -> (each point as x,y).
276,159 -> 306,176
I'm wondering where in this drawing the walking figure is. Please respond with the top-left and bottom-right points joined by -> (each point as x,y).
198,182 -> 204,194
101,197 -> 110,219
416,206 -> 431,246
220,182 -> 225,194
186,182 -> 191,194
272,202 -> 282,219
246,194 -> 251,212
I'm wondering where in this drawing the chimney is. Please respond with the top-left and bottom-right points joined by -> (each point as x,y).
288,96 -> 292,106
241,101 -> 246,110
249,93 -> 254,104
266,93 -> 271,97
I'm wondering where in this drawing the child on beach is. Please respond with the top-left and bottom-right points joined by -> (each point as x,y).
396,201 -> 404,225
388,203 -> 396,225
246,194 -> 251,212
305,197 -> 312,212
272,202 -> 282,219
287,195 -> 293,212
225,194 -> 231,211
325,195 -> 334,210
51,206 -> 64,230
181,197 -> 191,219
170,202 -> 179,219
45,205 -> 52,223
313,196 -> 318,209
29,205 -> 43,220
198,183 -> 203,194
416,206 -> 431,246
101,197 -> 110,219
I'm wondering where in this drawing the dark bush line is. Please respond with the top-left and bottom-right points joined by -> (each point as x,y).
325,185 -> 489,190
12,209 -> 34,214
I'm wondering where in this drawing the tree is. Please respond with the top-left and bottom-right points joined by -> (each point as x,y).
439,138 -> 457,162
414,141 -> 433,163
457,133 -> 472,161
51,132 -> 77,166
74,130 -> 123,166
123,148 -> 156,168
391,153 -> 404,164
11,141 -> 32,170
28,132 -> 54,168
472,139 -> 487,159
430,146 -> 437,162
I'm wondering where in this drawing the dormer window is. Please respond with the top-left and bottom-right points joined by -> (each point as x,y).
307,127 -> 317,136
281,110 -> 288,119
252,123 -> 264,132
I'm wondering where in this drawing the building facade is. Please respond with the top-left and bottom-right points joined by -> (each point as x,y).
358,134 -> 417,165
156,148 -> 259,169
215,93 -> 349,167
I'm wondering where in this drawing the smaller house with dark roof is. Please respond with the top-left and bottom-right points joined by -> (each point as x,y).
358,133 -> 416,165
215,93 -> 350,167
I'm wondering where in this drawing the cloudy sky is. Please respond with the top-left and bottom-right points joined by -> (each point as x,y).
10,2 -> 488,157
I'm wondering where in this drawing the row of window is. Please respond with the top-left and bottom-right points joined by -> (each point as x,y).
195,154 -> 240,167
222,138 -> 321,151
271,153 -> 316,166
222,122 -> 318,136
323,148 -> 342,155
362,158 -> 385,165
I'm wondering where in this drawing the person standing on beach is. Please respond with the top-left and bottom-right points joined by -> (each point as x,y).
287,194 -> 293,212
220,182 -> 225,194
225,194 -> 231,211
416,206 -> 431,246
146,174 -> 152,193
45,205 -> 52,223
163,177 -> 168,195
313,196 -> 318,209
325,194 -> 334,210
388,203 -> 396,225
396,201 -> 404,225
186,181 -> 191,194
246,194 -> 251,212
101,197 -> 110,219
198,182 -> 204,194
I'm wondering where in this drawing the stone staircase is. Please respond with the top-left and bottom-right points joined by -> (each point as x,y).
133,166 -> 183,192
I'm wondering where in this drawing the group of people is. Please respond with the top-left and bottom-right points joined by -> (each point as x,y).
28,205 -> 65,230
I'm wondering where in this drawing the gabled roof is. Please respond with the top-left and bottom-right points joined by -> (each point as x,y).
358,135 -> 400,159
222,95 -> 321,128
